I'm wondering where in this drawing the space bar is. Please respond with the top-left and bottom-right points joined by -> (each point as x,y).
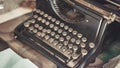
23,31 -> 69,62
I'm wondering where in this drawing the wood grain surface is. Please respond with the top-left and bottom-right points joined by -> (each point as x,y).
0,15 -> 57,68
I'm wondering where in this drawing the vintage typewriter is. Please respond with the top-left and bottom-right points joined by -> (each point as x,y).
14,0 -> 120,68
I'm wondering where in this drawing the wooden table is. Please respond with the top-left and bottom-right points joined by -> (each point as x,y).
0,15 -> 57,68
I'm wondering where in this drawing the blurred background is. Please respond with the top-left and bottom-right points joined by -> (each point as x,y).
0,0 -> 120,68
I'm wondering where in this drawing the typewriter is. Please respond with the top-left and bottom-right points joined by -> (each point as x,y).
14,0 -> 120,68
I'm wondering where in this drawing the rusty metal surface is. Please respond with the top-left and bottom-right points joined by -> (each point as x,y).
75,0 -> 117,23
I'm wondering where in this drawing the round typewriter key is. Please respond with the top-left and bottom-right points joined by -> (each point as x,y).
47,29 -> 51,34
63,41 -> 69,46
62,31 -> 67,36
61,46 -> 68,52
24,22 -> 30,27
68,28 -> 73,32
57,43 -> 63,49
34,24 -> 39,28
40,11 -> 44,15
47,16 -> 52,20
38,26 -> 43,30
67,49 -> 73,54
66,36 -> 71,40
33,15 -> 38,18
43,14 -> 48,18
33,29 -> 38,33
71,38 -> 76,43
30,19 -> 36,23
41,19 -> 46,23
37,17 -> 42,21
45,21 -> 50,25
76,40 -> 81,45
89,42 -> 95,48
72,30 -> 77,35
37,32 -> 41,36
58,29 -> 63,34
72,53 -> 79,59
49,38 -> 54,43
53,26 -> 58,31
51,18 -> 56,22
55,34 -> 60,39
36,9 -> 41,13
49,24 -> 54,28
55,20 -> 60,25
73,45 -> 78,51
81,49 -> 88,56
29,26 -> 34,31
60,23 -> 64,27
42,29 -> 47,33
77,33 -> 82,38
59,37 -> 64,42
80,43 -> 86,48
33,9 -> 37,12
68,44 -> 73,49
44,35 -> 50,40
64,25 -> 69,30
51,32 -> 55,36
41,33 -> 46,37
53,40 -> 59,46
82,37 -> 87,42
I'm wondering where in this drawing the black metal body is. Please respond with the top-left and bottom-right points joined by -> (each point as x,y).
85,0 -> 120,17
14,0 -> 115,68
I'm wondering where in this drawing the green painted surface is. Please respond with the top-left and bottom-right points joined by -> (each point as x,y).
98,41 -> 120,63
0,48 -> 38,68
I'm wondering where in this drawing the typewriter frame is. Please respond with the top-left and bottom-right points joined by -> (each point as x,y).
85,0 -> 120,16
14,0 -> 116,68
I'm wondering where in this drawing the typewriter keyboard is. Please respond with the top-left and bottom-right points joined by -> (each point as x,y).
22,9 -> 95,67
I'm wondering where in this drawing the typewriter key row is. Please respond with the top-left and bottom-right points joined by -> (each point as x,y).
23,9 -> 96,60
27,25 -> 83,59
26,25 -> 88,49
